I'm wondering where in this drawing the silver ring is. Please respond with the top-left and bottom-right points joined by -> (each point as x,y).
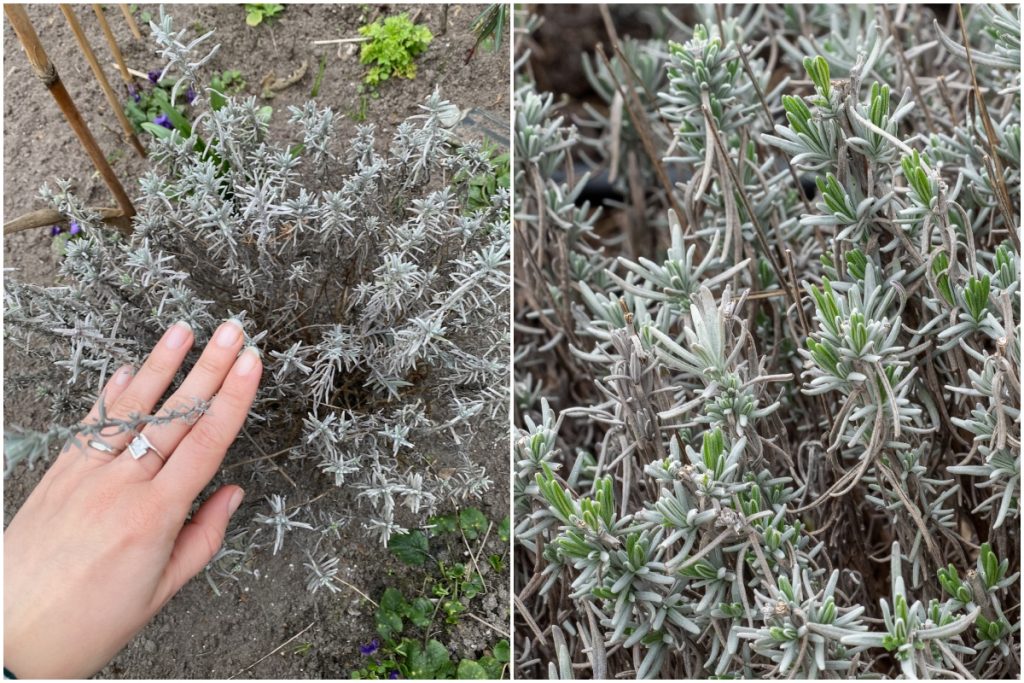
126,433 -> 167,463
87,439 -> 117,454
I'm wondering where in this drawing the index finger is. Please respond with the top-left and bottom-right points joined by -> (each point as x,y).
154,347 -> 262,502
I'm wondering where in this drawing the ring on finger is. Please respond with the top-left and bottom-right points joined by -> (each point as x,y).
87,439 -> 118,454
126,432 -> 167,464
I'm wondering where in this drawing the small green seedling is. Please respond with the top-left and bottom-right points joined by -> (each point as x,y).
210,70 -> 246,111
354,508 -> 509,678
310,54 -> 327,98
244,3 -> 284,27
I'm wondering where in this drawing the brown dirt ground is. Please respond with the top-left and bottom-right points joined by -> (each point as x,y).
3,3 -> 509,679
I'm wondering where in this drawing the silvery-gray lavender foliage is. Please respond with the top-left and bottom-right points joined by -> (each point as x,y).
147,11 -> 219,103
515,4 -> 1019,679
5,15 -> 510,584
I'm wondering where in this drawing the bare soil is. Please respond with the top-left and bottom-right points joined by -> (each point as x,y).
3,3 -> 509,678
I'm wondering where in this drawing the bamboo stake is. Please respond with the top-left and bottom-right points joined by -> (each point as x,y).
118,3 -> 143,41
114,64 -> 149,80
61,4 -> 146,158
4,207 -> 128,235
92,4 -> 132,88
4,5 -> 134,231
311,37 -> 369,45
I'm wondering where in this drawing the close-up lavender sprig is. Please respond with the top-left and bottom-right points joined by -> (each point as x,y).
514,3 -> 1020,679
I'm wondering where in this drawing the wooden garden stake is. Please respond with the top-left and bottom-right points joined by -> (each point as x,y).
4,5 -> 134,232
118,4 -> 143,41
61,4 -> 146,159
92,4 -> 133,88
4,207 -> 125,235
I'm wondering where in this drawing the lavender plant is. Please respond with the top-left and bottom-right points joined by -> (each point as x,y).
515,4 -> 1019,679
5,14 -> 510,591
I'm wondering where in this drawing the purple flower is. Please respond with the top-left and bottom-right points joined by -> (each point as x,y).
49,225 -> 62,237
359,638 -> 380,656
186,86 -> 196,104
148,69 -> 161,84
128,85 -> 140,103
388,672 -> 399,679
153,113 -> 173,129
69,220 -> 81,236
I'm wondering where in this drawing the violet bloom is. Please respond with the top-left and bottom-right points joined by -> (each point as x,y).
153,113 -> 173,130
359,638 -> 380,656
186,86 -> 196,104
128,85 -> 140,103
147,69 -> 161,84
68,220 -> 81,236
49,225 -> 62,237
388,672 -> 399,679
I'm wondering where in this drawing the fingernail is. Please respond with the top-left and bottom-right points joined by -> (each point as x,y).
214,319 -> 244,348
164,320 -> 192,350
228,488 -> 245,515
115,365 -> 134,386
234,347 -> 261,376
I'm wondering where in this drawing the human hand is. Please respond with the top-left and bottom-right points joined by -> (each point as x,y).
3,319 -> 262,679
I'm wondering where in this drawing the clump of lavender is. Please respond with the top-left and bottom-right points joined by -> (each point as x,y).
5,15 -> 509,584
514,4 -> 1019,679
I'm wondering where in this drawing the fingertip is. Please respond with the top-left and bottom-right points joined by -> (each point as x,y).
95,365 -> 133,411
233,347 -> 262,377
113,364 -> 135,386
213,318 -> 245,349
163,320 -> 194,350
227,486 -> 245,515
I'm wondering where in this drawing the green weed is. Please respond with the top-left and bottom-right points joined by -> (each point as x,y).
467,4 -> 507,61
244,3 -> 284,27
210,70 -> 247,111
458,141 -> 510,215
352,508 -> 511,679
349,92 -> 370,122
310,54 -> 328,98
358,14 -> 433,88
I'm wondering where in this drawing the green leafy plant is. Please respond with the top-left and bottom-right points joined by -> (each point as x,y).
122,14 -> 224,143
129,4 -> 153,24
123,74 -> 192,138
244,3 -> 284,27
209,69 -> 246,111
466,4 -> 508,62
354,508 -> 511,679
358,13 -> 433,87
458,141 -> 510,214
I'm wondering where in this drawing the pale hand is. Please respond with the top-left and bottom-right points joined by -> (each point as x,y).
4,320 -> 262,678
